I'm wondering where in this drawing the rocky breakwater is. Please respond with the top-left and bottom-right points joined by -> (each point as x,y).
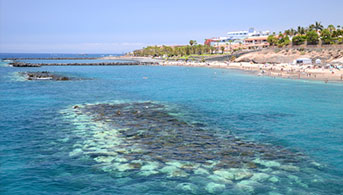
10,61 -> 159,67
20,71 -> 75,81
4,57 -> 98,60
11,62 -> 41,67
60,101 -> 329,194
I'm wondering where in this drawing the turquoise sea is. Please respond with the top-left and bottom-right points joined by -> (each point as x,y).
1,54 -> 343,194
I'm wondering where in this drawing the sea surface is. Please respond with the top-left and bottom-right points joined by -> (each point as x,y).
1,53 -> 343,194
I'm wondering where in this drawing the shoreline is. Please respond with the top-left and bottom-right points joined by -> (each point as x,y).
159,60 -> 343,82
117,56 -> 342,83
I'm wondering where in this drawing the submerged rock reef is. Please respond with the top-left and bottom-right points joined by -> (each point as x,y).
61,101 -> 329,194
20,71 -> 76,81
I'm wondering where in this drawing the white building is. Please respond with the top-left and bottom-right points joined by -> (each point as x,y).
206,28 -> 271,52
227,28 -> 270,39
227,31 -> 249,40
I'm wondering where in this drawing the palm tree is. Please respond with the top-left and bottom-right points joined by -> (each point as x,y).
314,21 -> 323,31
284,29 -> 291,36
228,40 -> 233,52
210,46 -> 216,54
328,24 -> 336,32
297,26 -> 305,35
308,24 -> 315,31
189,40 -> 197,54
220,46 -> 225,54
189,40 -> 195,46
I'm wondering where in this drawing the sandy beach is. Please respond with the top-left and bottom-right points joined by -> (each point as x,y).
102,56 -> 343,82
161,61 -> 343,82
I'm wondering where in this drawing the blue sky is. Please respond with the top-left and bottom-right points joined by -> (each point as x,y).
1,0 -> 343,53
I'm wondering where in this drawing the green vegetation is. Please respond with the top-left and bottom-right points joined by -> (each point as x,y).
267,34 -> 291,47
220,46 -> 225,54
268,21 -> 343,47
292,35 -> 306,45
267,35 -> 278,46
189,40 -> 197,46
321,29 -> 333,45
133,43 -> 216,57
277,33 -> 291,47
133,22 -> 343,57
306,30 -> 319,45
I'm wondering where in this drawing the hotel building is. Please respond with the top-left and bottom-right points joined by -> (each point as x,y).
205,28 -> 270,52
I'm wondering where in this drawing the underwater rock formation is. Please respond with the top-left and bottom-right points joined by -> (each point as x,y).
75,102 -> 302,166
60,101 -> 324,194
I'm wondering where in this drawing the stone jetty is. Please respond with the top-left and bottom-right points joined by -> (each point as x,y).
3,57 -> 98,60
10,61 -> 159,67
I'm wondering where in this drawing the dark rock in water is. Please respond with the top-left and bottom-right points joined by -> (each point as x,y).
129,163 -> 142,169
76,102 -> 306,170
88,152 -> 113,158
246,162 -> 257,169
20,71 -> 78,81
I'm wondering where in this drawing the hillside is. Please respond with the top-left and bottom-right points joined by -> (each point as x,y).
235,47 -> 343,64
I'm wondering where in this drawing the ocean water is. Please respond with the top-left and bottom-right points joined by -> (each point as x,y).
1,54 -> 343,194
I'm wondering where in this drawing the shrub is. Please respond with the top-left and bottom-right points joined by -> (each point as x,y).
267,35 -> 278,46
337,37 -> 343,44
277,34 -> 291,47
321,29 -> 334,44
292,35 -> 306,45
306,30 -> 319,45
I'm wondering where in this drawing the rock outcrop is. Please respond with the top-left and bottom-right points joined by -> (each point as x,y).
21,71 -> 72,81
235,47 -> 343,64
